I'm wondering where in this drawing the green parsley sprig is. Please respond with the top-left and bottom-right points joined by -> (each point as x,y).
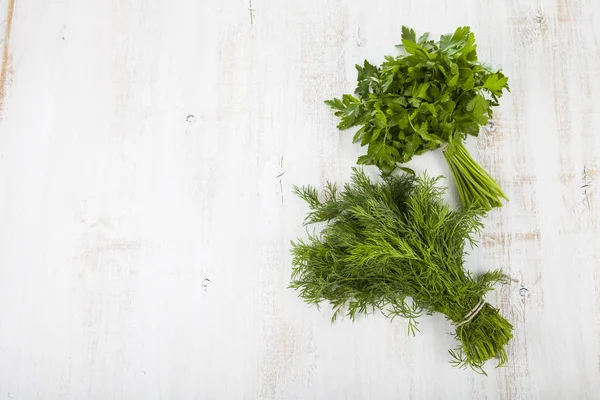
325,26 -> 509,211
291,169 -> 513,373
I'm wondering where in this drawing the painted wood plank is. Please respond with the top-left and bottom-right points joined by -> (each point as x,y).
0,0 -> 598,398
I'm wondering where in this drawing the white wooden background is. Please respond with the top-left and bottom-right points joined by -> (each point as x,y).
0,0 -> 599,399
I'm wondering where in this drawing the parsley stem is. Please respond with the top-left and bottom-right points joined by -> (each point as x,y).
443,141 -> 507,211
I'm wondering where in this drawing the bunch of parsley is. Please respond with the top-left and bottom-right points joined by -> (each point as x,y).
291,169 -> 513,373
326,27 -> 509,211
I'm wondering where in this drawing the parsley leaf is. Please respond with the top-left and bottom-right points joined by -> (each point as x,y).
483,73 -> 510,96
326,26 -> 510,211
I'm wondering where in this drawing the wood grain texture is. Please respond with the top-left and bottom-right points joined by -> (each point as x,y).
0,0 -> 14,117
0,0 -> 599,398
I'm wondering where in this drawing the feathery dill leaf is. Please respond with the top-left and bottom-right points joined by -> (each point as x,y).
290,168 -> 513,373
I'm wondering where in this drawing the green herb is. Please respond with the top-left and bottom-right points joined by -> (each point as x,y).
291,169 -> 513,373
325,26 -> 509,211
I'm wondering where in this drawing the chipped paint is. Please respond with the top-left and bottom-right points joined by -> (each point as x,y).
0,0 -> 15,117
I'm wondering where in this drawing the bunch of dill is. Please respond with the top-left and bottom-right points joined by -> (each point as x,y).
290,169 -> 513,373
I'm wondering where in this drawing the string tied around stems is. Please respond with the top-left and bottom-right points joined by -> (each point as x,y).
455,299 -> 486,328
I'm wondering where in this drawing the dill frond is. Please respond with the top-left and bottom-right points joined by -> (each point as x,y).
290,168 -> 513,373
